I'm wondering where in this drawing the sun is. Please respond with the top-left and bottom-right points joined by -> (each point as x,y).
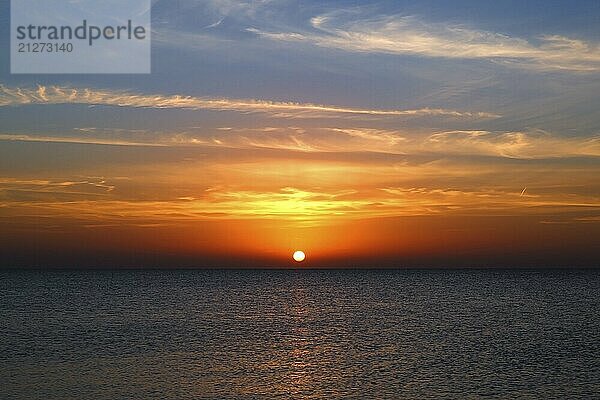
293,250 -> 306,262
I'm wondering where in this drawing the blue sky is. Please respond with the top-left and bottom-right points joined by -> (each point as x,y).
2,0 -> 600,136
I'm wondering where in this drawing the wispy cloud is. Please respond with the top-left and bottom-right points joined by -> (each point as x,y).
424,130 -> 600,158
0,84 -> 498,119
0,134 -> 166,147
0,177 -> 115,197
2,127 -> 597,159
180,127 -> 600,158
249,12 -> 600,72
3,182 -> 598,225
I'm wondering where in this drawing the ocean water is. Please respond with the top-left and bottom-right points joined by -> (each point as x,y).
1,269 -> 599,399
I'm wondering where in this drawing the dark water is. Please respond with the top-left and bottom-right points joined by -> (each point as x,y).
1,269 -> 599,399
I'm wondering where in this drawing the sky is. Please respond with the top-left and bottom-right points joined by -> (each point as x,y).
0,0 -> 599,268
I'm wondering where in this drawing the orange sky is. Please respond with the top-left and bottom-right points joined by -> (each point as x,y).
1,138 -> 598,267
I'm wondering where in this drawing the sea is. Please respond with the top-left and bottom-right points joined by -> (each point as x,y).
1,269 -> 599,399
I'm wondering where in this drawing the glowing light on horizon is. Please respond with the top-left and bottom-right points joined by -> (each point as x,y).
293,250 -> 306,262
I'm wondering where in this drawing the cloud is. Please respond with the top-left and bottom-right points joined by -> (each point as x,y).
3,181 -> 598,225
424,130 -> 600,158
249,12 -> 600,72
2,126 -> 597,159
0,134 -> 166,147
0,84 -> 498,119
180,126 -> 600,159
0,177 -> 115,198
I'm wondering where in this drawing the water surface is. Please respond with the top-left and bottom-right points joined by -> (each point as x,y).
1,269 -> 599,399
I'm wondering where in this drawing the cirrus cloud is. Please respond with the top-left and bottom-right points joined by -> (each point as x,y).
248,12 -> 600,72
0,84 -> 497,119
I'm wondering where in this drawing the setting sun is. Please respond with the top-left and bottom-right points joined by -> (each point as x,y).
293,251 -> 306,262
